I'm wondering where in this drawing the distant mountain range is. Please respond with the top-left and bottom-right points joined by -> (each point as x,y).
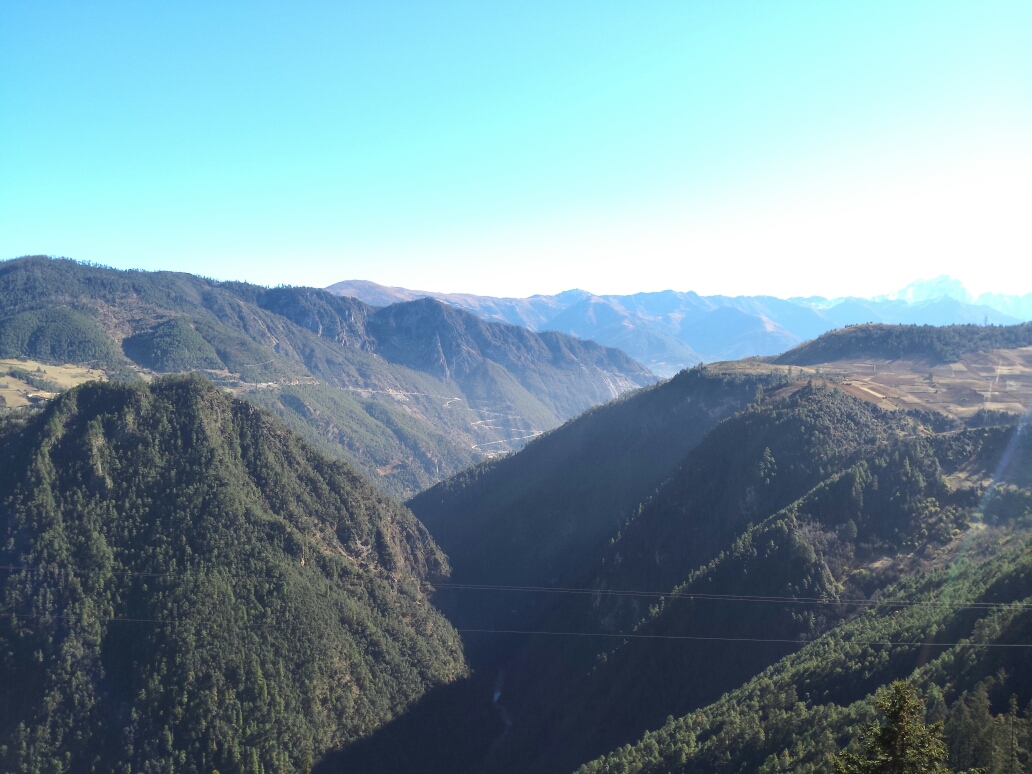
328,276 -> 1032,376
0,256 -> 654,497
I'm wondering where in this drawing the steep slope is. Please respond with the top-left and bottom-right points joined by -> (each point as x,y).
353,378 -> 1029,774
0,375 -> 466,774
541,293 -> 811,368
0,256 -> 655,498
326,280 -> 589,330
578,531 -> 1032,774
471,387 -> 937,772
408,367 -> 774,639
243,381 -> 478,497
0,307 -> 125,369
487,390 -> 1032,774
541,295 -> 703,376
978,291 -> 1032,320
364,298 -> 648,418
812,295 -> 1019,329
676,305 -> 798,361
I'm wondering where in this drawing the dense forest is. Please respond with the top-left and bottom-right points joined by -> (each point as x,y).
0,307 -> 124,370
343,382 -> 1032,774
497,394 -> 1028,772
577,534 -> 1032,774
0,376 -> 466,774
409,367 -> 777,646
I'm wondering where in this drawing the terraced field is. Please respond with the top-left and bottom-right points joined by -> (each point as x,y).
709,345 -> 1032,419
0,358 -> 110,408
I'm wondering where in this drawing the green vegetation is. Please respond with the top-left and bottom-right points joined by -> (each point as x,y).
0,376 -> 466,774
0,307 -> 123,367
0,256 -> 656,495
245,382 -> 478,500
944,672 -> 1031,773
557,395 -> 1032,774
575,535 -> 1032,774
835,682 -> 949,774
122,317 -> 224,371
3,366 -> 62,393
776,322 -> 1032,365
363,298 -> 652,419
6,256 -> 1032,774
463,386 -> 981,773
344,383 -> 1030,774
409,368 -> 775,644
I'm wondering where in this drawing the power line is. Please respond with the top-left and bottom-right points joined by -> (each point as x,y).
6,613 -> 1030,649
8,612 -> 170,624
3,565 -> 1030,612
457,628 -> 1032,648
432,582 -> 1032,611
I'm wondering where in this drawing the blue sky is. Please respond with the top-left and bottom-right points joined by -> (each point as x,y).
2,1 -> 1030,298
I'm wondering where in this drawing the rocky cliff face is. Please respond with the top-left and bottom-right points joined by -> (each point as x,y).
258,286 -> 377,349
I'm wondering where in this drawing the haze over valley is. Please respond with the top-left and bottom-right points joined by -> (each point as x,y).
3,2 -> 1031,772
3,252 -> 1032,773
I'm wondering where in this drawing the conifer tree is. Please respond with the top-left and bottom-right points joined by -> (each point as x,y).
837,681 -> 950,774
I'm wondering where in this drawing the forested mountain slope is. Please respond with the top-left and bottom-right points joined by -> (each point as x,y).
469,386 -> 998,773
408,367 -> 775,639
0,375 -> 467,774
512,391 -> 1031,774
254,286 -> 650,419
580,531 -> 1032,774
341,378 -> 1030,774
0,256 -> 654,497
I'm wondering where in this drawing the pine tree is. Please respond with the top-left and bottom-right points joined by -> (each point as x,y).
837,681 -> 950,774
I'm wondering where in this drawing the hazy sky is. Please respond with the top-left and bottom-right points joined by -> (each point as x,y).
2,1 -> 1030,298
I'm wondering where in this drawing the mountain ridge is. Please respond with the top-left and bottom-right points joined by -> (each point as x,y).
0,256 -> 655,497
0,374 -> 468,774
328,279 -> 1026,376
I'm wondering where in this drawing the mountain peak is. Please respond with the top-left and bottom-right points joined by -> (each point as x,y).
876,274 -> 974,304
0,374 -> 465,772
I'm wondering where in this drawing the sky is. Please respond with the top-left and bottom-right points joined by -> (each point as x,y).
1,1 -> 1030,299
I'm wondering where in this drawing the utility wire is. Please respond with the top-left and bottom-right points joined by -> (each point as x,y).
3,565 -> 1030,612
5,612 -> 1031,649
432,582 -> 1032,611
455,628 -> 1032,649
